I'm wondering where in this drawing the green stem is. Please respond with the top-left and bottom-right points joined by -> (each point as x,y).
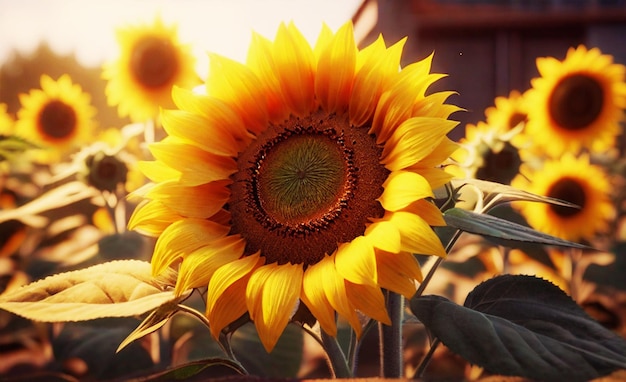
380,291 -> 404,378
415,229 -> 462,298
413,337 -> 441,379
321,329 -> 352,378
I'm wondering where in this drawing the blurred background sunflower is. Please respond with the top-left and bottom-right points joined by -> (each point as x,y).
511,153 -> 615,243
102,15 -> 200,124
524,45 -> 626,157
13,74 -> 97,163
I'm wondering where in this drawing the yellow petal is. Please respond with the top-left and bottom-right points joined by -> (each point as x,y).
146,180 -> 230,219
246,262 -> 304,352
334,236 -> 377,287
175,235 -> 245,294
345,282 -> 390,325
321,255 -> 362,337
349,36 -> 406,126
376,250 -> 422,297
364,220 -> 401,253
388,212 -> 447,258
149,141 -> 236,186
151,218 -> 230,277
127,200 -> 182,237
137,160 -> 181,183
160,109 -> 239,157
272,22 -> 316,116
315,22 -> 356,114
246,32 -> 290,123
207,252 -> 264,339
301,259 -> 337,336
401,199 -> 445,227
379,171 -> 433,211
171,86 -> 252,145
206,53 -> 268,134
381,118 -> 457,171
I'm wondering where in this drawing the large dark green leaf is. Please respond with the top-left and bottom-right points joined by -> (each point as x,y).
443,207 -> 589,249
231,322 -> 304,378
410,275 -> 626,381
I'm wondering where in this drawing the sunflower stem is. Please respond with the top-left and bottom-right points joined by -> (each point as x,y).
380,291 -> 404,378
415,229 -> 462,298
321,329 -> 352,378
413,337 -> 441,379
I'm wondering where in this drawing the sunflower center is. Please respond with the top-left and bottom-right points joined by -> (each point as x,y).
84,152 -> 128,192
476,142 -> 521,184
549,74 -> 604,131
547,177 -> 586,217
229,112 -> 388,266
38,100 -> 77,140
130,36 -> 178,88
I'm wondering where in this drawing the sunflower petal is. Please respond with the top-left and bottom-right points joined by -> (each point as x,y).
161,109 -> 239,156
345,282 -> 390,325
127,200 -> 182,237
335,236 -> 377,286
379,171 -> 433,211
315,22 -> 356,114
207,53 -> 268,134
388,211 -> 447,258
151,218 -> 230,277
302,258 -> 337,336
207,252 -> 264,339
272,22 -> 316,116
321,255 -> 362,337
175,236 -> 245,294
246,262 -> 304,352
364,220 -> 401,253
146,180 -> 230,219
149,141 -> 236,186
376,250 -> 422,297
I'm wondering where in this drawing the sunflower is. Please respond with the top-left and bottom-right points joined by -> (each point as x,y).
14,74 -> 97,163
129,22 -> 460,352
511,153 -> 614,243
102,15 -> 200,123
452,121 -> 522,184
524,45 -> 626,157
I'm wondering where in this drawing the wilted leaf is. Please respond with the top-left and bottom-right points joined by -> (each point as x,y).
0,260 -> 180,322
117,300 -> 180,352
410,275 -> 626,381
451,178 -> 579,211
443,207 -> 589,249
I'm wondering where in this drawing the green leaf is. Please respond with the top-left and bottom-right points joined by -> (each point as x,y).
410,275 -> 626,381
231,322 -> 304,378
443,207 -> 589,249
122,358 -> 245,381
0,260 -> 180,321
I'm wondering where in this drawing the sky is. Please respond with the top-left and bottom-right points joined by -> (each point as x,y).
0,0 -> 363,76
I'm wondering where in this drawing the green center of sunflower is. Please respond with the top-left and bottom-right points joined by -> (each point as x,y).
38,100 -> 77,140
229,112 -> 388,266
549,74 -> 604,131
130,36 -> 178,88
84,152 -> 128,192
547,177 -> 586,217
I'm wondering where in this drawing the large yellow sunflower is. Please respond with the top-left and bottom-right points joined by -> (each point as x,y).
511,153 -> 614,242
14,74 -> 97,163
524,45 -> 626,157
0,103 -> 13,135
129,22 -> 460,352
102,15 -> 200,123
